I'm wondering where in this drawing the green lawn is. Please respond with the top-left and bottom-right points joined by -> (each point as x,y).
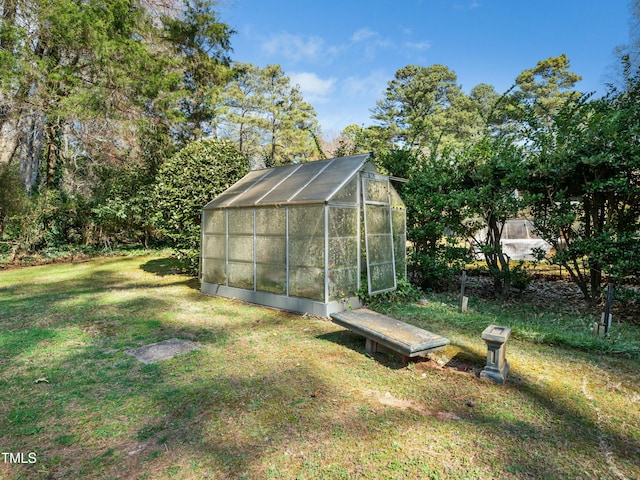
1,254 -> 639,479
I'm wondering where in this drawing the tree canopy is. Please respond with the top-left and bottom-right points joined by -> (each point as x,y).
0,0 -> 234,192
220,63 -> 322,168
370,64 -> 499,151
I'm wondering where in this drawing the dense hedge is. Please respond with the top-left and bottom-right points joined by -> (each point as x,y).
154,139 -> 249,273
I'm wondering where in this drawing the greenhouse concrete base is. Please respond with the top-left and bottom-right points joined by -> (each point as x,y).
201,282 -> 361,317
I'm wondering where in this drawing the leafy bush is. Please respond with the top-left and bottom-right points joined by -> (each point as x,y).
11,191 -> 95,252
0,163 -> 29,238
379,148 -> 472,290
154,139 -> 249,274
358,277 -> 425,308
91,162 -> 161,248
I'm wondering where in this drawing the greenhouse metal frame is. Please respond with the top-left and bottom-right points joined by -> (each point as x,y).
200,154 -> 406,316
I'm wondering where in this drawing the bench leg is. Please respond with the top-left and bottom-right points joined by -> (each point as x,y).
365,338 -> 378,355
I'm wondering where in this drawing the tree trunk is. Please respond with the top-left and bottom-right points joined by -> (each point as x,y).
44,119 -> 63,189
21,113 -> 46,191
0,0 -> 20,165
485,213 -> 511,301
0,116 -> 20,165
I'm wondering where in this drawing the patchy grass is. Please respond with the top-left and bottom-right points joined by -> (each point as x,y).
373,292 -> 640,359
0,254 -> 639,479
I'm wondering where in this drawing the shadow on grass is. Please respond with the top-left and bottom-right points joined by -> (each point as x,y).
444,349 -> 486,375
316,330 -> 408,370
140,257 -> 200,291
2,255 -> 639,479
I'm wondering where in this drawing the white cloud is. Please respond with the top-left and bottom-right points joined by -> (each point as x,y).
454,1 -> 481,10
261,32 -> 326,62
290,72 -> 336,103
351,28 -> 377,42
342,70 -> 389,99
406,40 -> 432,50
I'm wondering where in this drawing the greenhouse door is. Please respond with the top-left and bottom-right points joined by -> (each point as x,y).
362,174 -> 396,295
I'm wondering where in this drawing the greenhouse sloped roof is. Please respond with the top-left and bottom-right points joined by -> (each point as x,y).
204,154 -> 372,209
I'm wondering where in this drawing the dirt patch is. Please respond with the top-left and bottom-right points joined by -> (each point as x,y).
374,391 -> 462,420
465,275 -> 640,324
412,351 -> 484,377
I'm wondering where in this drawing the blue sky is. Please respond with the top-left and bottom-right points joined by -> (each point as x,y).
219,0 -> 633,136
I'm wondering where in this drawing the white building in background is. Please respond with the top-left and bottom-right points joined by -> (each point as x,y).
473,219 -> 553,261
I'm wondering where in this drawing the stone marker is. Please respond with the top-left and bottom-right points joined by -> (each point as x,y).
460,270 -> 468,312
125,338 -> 198,364
480,325 -> 511,384
461,296 -> 469,312
593,313 -> 612,337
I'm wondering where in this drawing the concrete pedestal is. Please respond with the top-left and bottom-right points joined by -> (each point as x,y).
480,325 -> 511,384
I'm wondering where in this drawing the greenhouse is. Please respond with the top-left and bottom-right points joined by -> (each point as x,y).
200,154 -> 406,316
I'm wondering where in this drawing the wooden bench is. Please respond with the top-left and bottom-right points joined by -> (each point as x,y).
330,308 -> 450,362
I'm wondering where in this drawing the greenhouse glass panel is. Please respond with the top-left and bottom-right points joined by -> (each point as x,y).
203,259 -> 226,285
256,236 -> 286,265
228,209 -> 254,235
392,208 -> 405,235
366,235 -> 393,265
258,161 -> 329,204
288,206 -> 324,236
294,157 -> 368,203
394,235 -> 406,279
228,262 -> 254,290
328,207 -> 357,237
289,267 -> 324,301
204,169 -> 269,209
364,178 -> 390,203
392,207 -> 407,279
329,176 -> 358,204
289,237 -> 324,268
328,237 -> 358,269
203,210 -> 226,234
228,236 -> 254,263
234,164 -> 302,206
256,265 -> 286,294
203,235 -> 226,260
364,205 -> 392,235
389,184 -> 404,208
255,208 -> 285,235
369,263 -> 396,293
363,177 -> 396,294
328,267 -> 358,300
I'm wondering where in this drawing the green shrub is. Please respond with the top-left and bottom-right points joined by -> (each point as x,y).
0,162 -> 28,238
358,276 -> 425,308
154,139 -> 249,274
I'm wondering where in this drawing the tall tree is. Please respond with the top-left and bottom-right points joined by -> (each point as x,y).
370,64 -> 486,150
514,54 -> 582,119
220,63 -> 264,159
0,0 -> 234,191
0,0 -> 235,253
220,63 -> 321,167
163,0 -> 234,142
